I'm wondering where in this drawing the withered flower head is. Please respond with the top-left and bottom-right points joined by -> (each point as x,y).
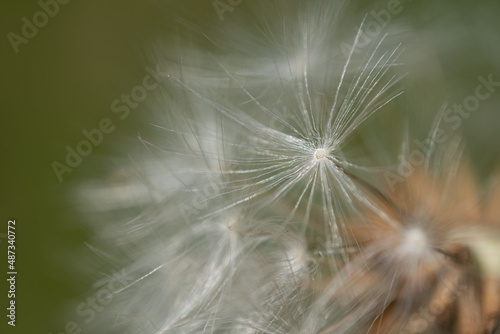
323,159 -> 500,334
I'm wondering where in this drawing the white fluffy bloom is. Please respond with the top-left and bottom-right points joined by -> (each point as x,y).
73,1 -> 500,334
157,0 -> 403,258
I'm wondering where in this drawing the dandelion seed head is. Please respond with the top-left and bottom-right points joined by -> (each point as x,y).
74,1 -> 429,332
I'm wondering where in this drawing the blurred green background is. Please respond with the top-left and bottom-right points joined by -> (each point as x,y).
0,1 -> 170,332
1,0 -> 499,333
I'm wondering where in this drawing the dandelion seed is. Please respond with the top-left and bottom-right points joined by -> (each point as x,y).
159,10 -> 404,265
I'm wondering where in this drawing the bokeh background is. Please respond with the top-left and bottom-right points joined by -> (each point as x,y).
1,0 -> 499,333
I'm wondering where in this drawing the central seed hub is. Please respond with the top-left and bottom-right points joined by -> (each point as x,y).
314,148 -> 326,160
401,228 -> 428,257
